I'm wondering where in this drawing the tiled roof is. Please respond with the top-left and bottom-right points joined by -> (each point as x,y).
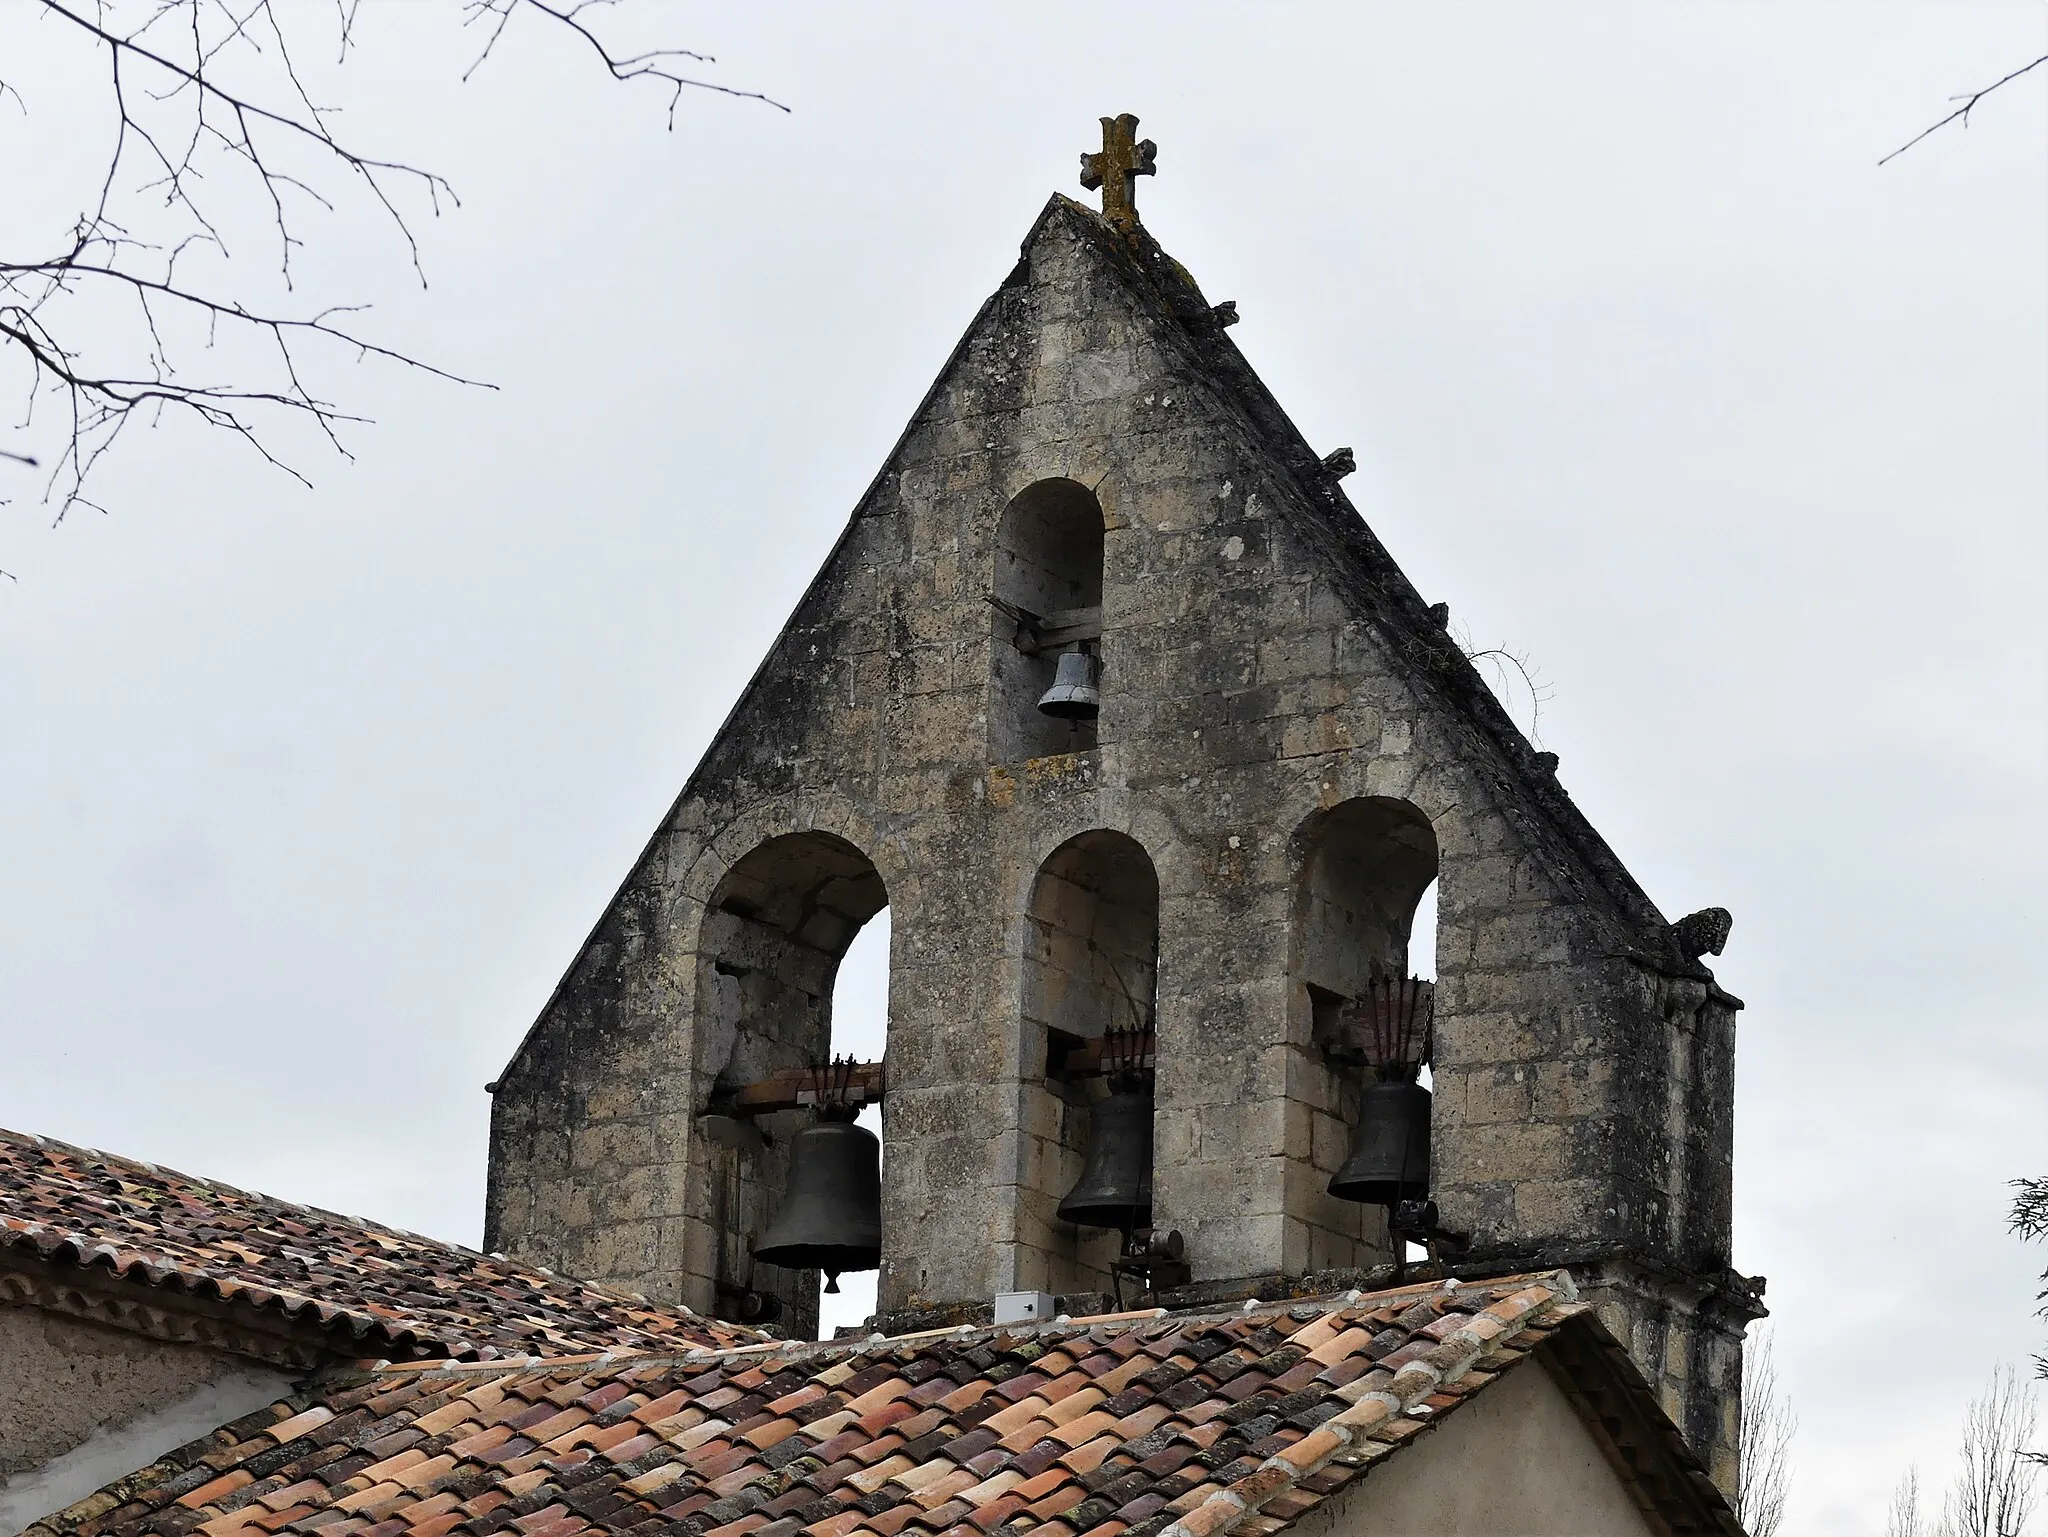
24,1270 -> 1742,1537
0,1128 -> 756,1362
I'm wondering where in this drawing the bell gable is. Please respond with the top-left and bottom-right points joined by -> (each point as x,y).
485,125 -> 1752,1487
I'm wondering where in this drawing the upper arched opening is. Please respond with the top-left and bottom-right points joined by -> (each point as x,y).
1294,797 -> 1439,1003
990,479 -> 1106,761
709,831 -> 886,962
996,478 -> 1105,614
1025,829 -> 1158,1045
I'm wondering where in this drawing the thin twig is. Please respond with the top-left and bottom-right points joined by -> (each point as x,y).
1460,641 -> 1552,745
1881,52 -> 2048,165
3,0 -> 779,521
462,0 -> 790,119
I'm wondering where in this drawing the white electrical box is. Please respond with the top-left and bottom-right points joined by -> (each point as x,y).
993,1291 -> 1057,1325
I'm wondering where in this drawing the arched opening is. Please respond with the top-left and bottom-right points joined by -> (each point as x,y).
1409,877 -> 1439,1093
1018,830 -> 1159,1299
1409,880 -> 1440,983
1293,798 -> 1440,1269
989,478 -> 1106,761
694,831 -> 887,1342
817,908 -> 888,1339
1297,798 -> 1439,997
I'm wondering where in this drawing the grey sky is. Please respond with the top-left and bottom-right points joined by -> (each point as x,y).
3,6 -> 2043,1534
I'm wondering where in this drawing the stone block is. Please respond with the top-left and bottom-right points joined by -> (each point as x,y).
1440,1063 -> 1535,1125
1310,1108 -> 1352,1174
1471,909 -> 1575,969
1282,1048 -> 1342,1116
569,1119 -> 659,1176
1533,1058 -> 1615,1119
578,1219 -> 667,1285
1281,713 -> 1365,759
1434,1120 -> 1572,1186
1256,630 -> 1337,685
1506,1179 -> 1609,1241
1437,1010 -> 1548,1065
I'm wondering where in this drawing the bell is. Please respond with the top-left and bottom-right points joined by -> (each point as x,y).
1328,1080 -> 1432,1206
1057,1085 -> 1154,1230
753,1119 -> 882,1292
1037,647 -> 1101,720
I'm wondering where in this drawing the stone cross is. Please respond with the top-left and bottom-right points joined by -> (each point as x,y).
1080,113 -> 1157,232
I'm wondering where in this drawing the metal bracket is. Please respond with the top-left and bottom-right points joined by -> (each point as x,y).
712,1285 -> 785,1327
1388,1199 -> 1469,1282
1111,1228 -> 1191,1305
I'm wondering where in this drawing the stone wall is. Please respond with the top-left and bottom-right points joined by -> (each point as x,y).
486,194 -> 1746,1482
1280,1357 -> 1660,1537
0,1304 -> 291,1520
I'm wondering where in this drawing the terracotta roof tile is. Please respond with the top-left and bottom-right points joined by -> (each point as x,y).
19,1271 -> 1744,1537
0,1128 -> 756,1361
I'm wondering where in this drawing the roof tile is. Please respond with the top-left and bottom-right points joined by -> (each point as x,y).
0,1130 -> 755,1363
21,1271 -> 1743,1537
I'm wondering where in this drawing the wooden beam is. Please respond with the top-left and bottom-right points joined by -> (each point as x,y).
984,595 -> 1104,656
710,1061 -> 886,1116
1050,1030 -> 1156,1078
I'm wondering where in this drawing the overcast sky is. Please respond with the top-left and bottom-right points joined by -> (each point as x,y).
3,5 -> 2044,1533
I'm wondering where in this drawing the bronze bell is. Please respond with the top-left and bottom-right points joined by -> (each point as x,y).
1328,1079 -> 1431,1206
1057,1084 -> 1154,1231
1037,646 -> 1101,720
753,1117 -> 882,1292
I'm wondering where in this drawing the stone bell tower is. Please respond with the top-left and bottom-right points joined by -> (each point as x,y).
484,115 -> 1761,1491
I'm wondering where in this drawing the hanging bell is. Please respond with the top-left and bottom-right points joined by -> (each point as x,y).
1328,1080 -> 1432,1206
1037,646 -> 1101,720
1057,1084 -> 1154,1230
753,1118 -> 882,1292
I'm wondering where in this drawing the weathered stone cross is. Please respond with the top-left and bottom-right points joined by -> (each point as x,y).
1080,113 -> 1157,233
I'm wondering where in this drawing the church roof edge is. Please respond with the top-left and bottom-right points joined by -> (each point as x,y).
20,1267 -> 1744,1537
0,1126 -> 758,1366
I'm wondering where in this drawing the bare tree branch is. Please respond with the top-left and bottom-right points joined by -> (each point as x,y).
1459,638 -> 1553,745
1737,1327 -> 1796,1537
462,0 -> 788,123
2016,1177 -> 2048,1391
1881,53 -> 2048,165
2,0 -> 781,523
2014,1177 -> 2048,1245
1889,1466 -> 1927,1537
1942,1366 -> 2040,1537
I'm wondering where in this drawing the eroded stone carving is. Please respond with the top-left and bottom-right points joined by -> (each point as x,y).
1674,907 -> 1734,959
